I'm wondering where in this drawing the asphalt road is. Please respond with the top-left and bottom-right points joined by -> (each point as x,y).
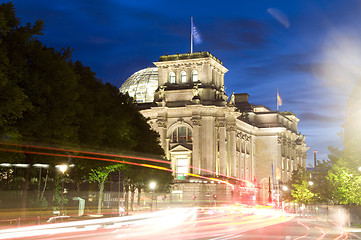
0,208 -> 357,240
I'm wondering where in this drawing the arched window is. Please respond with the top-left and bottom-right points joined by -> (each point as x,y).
171,126 -> 192,143
180,71 -> 187,83
169,72 -> 175,83
192,70 -> 198,82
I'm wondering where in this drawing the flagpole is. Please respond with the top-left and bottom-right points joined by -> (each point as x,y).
277,88 -> 279,111
191,16 -> 193,53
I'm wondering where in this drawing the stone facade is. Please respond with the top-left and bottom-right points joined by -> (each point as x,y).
121,52 -> 308,204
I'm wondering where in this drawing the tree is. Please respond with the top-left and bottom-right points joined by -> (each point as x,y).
327,155 -> 361,205
291,181 -> 315,205
122,162 -> 173,211
283,166 -> 316,204
311,159 -> 333,203
89,164 -> 123,214
0,2 -> 36,138
0,2 -> 173,214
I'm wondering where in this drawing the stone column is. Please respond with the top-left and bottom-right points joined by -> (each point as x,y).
217,118 -> 226,176
166,139 -> 170,161
250,136 -> 255,181
227,124 -> 236,177
201,116 -> 216,175
191,116 -> 201,175
156,117 -> 167,154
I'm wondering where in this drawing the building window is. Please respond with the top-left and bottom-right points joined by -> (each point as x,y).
176,158 -> 188,180
169,72 -> 175,83
171,126 -> 192,143
192,70 -> 198,82
180,71 -> 187,83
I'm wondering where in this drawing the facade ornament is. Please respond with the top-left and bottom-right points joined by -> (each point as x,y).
191,116 -> 202,126
227,123 -> 236,132
216,117 -> 226,127
156,118 -> 167,128
193,84 -> 200,96
237,132 -> 250,142
177,117 -> 184,123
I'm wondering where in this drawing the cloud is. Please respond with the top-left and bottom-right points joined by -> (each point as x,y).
299,112 -> 341,124
202,18 -> 270,51
267,8 -> 290,28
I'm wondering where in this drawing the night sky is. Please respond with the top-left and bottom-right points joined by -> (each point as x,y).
11,0 -> 361,165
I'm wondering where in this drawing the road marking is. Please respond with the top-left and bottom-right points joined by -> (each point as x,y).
209,233 -> 238,240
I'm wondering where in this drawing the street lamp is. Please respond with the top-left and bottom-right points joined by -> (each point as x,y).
149,182 -> 156,190
308,181 -> 314,186
56,164 -> 68,212
149,182 -> 156,211
282,185 -> 289,191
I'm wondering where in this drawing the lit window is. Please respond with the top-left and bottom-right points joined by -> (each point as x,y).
171,126 -> 192,143
178,126 -> 186,141
177,158 -> 188,180
180,71 -> 187,83
187,128 -> 192,141
192,70 -> 198,82
169,72 -> 175,83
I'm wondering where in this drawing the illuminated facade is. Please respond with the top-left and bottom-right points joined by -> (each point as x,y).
120,52 -> 308,204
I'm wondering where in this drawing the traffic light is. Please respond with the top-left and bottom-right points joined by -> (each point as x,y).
213,194 -> 218,200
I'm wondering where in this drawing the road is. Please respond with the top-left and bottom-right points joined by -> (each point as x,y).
0,207 -> 355,240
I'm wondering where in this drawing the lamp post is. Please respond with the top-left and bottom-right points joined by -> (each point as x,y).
149,182 -> 156,211
57,164 -> 68,212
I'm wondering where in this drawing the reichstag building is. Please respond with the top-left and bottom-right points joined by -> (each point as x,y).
120,52 -> 308,204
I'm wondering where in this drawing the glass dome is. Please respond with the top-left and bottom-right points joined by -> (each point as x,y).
119,67 -> 158,103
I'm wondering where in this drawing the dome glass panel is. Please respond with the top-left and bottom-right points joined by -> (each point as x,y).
119,67 -> 158,103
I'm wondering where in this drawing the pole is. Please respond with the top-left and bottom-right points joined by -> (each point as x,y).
268,177 -> 272,203
118,171 -> 121,215
277,180 -> 280,208
37,168 -> 41,200
61,177 -> 64,212
313,150 -> 317,168
277,88 -> 279,111
191,16 -> 193,53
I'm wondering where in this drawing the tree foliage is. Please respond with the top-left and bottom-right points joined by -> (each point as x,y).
0,2 -> 172,211
89,164 -> 123,214
283,165 -> 316,204
327,160 -> 361,205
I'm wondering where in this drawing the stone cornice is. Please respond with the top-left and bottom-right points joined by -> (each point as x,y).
154,56 -> 228,74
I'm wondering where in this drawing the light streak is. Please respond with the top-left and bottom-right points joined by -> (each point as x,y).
0,147 -> 174,173
315,226 -> 327,240
209,178 -> 235,189
0,208 -> 195,240
0,142 -> 170,164
0,147 -> 235,188
294,221 -> 310,240
0,142 -> 252,186
334,225 -> 348,240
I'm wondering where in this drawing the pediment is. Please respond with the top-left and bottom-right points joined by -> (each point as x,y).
169,144 -> 192,153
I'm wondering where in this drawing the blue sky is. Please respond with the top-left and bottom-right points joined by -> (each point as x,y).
11,0 -> 361,165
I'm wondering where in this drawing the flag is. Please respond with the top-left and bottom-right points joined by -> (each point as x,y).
277,91 -> 282,106
192,25 -> 202,45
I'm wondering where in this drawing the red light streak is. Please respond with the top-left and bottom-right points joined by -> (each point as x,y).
294,221 -> 310,240
0,147 -> 235,188
334,227 -> 348,240
0,142 -> 253,187
0,148 -> 174,173
315,226 -> 327,240
0,142 -> 170,165
2,141 -> 236,181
